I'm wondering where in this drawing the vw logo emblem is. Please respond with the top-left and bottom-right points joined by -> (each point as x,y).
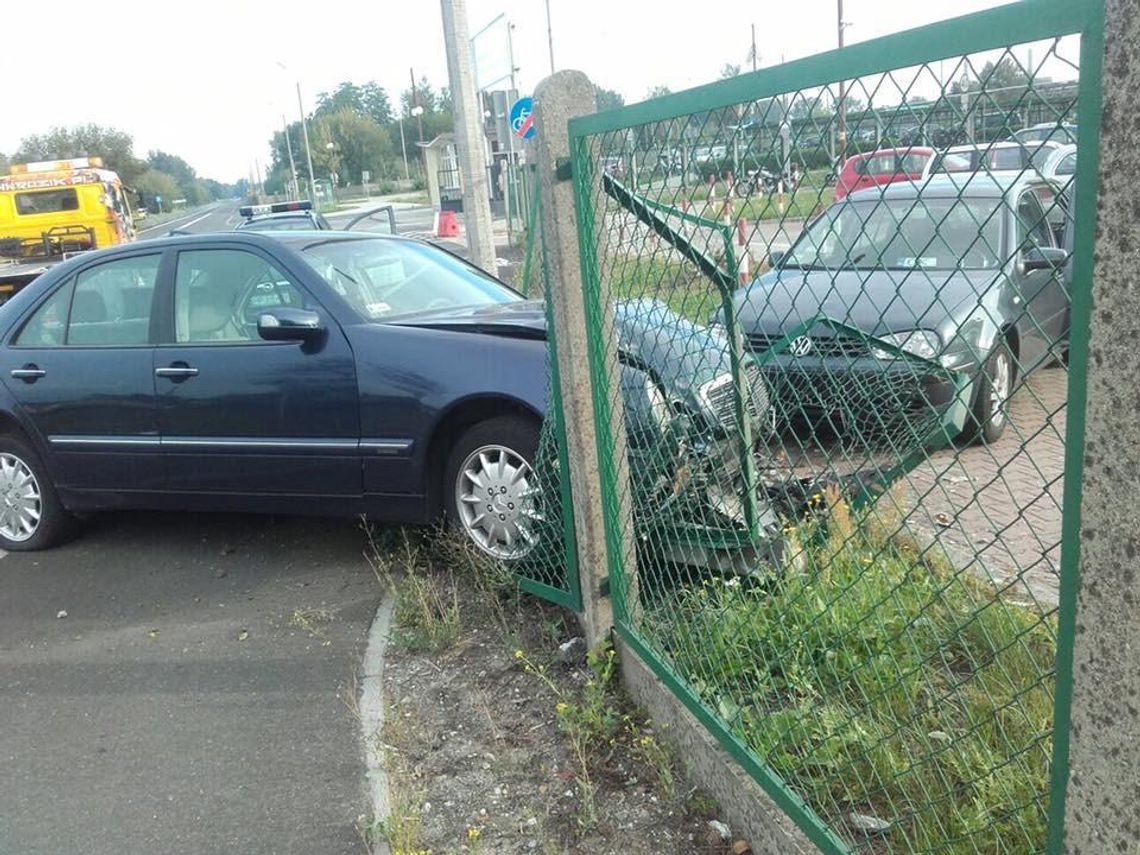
788,335 -> 814,357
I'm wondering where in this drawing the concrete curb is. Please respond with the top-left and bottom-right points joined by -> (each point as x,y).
359,592 -> 396,855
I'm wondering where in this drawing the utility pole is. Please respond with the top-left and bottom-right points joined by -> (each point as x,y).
398,117 -> 411,180
441,0 -> 497,272
296,82 -> 318,204
750,23 -> 758,72
837,0 -> 847,166
282,115 -> 299,200
544,0 -> 555,75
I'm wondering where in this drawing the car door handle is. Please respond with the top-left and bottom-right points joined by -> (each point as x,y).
10,365 -> 46,383
155,365 -> 199,380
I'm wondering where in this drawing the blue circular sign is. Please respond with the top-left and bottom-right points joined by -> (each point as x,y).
509,97 -> 536,140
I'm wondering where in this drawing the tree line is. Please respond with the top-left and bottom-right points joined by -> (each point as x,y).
264,77 -> 454,195
1,125 -> 241,212
265,77 -> 627,196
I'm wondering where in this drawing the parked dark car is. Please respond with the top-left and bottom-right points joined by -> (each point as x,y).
723,173 -> 1070,444
0,231 -> 773,556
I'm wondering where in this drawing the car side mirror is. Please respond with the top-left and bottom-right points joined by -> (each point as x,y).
257,308 -> 325,342
1021,245 -> 1068,272
768,249 -> 786,268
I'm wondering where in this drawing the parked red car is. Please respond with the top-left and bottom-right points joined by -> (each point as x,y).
834,147 -> 935,200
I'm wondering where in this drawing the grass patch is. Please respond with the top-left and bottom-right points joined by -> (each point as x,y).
608,256 -> 724,325
644,491 -> 1056,853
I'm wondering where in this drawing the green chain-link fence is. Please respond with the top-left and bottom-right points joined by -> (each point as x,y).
559,0 -> 1102,851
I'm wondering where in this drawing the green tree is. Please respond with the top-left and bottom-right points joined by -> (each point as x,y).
951,56 -> 1030,93
720,63 -> 742,79
133,168 -> 181,212
361,82 -> 394,125
646,85 -> 672,100
0,153 -> 8,174
146,151 -> 207,204
400,76 -> 440,116
14,124 -> 143,182
594,85 -> 625,112
312,110 -> 396,184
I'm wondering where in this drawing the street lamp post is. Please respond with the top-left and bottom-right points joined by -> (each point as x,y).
282,114 -> 299,200
296,82 -> 318,204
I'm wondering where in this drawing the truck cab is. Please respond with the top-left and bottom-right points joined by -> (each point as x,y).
0,157 -> 137,300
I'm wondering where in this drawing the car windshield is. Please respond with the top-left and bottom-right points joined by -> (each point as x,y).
299,237 -> 519,320
781,195 -> 1004,271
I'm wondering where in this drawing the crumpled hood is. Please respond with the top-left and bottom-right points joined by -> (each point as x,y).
734,268 -> 995,337
398,298 -> 737,410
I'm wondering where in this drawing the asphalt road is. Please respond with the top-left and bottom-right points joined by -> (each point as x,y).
135,200 -> 440,240
0,512 -> 379,855
0,202 -> 461,854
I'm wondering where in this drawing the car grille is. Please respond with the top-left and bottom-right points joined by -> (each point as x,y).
701,362 -> 771,431
761,362 -> 952,447
747,332 -> 868,359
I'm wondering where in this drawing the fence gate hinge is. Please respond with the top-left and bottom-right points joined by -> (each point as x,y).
555,157 -> 573,182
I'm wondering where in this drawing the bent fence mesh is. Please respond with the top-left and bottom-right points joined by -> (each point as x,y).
561,2 -> 1100,851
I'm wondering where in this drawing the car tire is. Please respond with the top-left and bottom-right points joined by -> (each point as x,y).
444,415 -> 541,561
0,434 -> 75,551
962,339 -> 1016,445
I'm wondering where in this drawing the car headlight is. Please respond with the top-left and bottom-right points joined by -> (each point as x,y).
870,330 -> 941,361
645,378 -> 672,434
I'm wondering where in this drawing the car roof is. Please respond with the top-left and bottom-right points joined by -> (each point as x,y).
848,146 -> 934,159
846,171 -> 1042,202
241,210 -> 320,222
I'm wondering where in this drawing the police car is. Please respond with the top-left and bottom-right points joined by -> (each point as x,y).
235,200 -> 332,231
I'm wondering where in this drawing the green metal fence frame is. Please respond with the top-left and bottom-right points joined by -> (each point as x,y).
566,1 -> 1104,851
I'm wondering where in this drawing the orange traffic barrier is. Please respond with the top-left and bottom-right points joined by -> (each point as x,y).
436,210 -> 461,238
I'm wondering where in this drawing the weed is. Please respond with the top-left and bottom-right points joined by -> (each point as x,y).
515,642 -> 689,827
646,496 -> 1056,853
365,526 -> 462,654
290,607 -> 335,644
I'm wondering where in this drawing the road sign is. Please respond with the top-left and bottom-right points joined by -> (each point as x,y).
361,170 -> 371,182
509,96 -> 536,140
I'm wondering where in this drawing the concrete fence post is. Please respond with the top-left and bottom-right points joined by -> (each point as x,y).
532,70 -> 618,648
1061,1 -> 1140,850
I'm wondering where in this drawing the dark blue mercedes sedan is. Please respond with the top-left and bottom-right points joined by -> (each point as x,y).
0,230 -> 776,559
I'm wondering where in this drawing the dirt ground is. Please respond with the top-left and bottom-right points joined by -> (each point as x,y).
369,531 -> 743,855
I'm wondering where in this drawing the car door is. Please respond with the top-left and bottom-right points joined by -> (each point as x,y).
1011,189 -> 1068,370
154,245 -> 361,498
343,206 -> 397,235
0,251 -> 163,492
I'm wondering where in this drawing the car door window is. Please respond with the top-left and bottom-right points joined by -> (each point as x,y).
65,255 -> 159,346
14,279 -> 76,347
1016,192 -> 1055,253
174,249 -> 306,343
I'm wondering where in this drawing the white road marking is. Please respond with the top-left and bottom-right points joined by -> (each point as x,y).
137,204 -> 219,235
359,591 -> 395,853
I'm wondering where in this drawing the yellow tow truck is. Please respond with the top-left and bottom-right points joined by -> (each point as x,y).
0,157 -> 138,299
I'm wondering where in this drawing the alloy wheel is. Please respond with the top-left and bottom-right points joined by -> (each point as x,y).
454,444 -> 540,560
0,453 -> 41,542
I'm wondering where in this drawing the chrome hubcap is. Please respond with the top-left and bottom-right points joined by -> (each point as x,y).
455,444 -> 541,560
990,351 -> 1011,426
0,453 -> 41,542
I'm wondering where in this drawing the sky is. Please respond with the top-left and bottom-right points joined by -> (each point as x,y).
0,0 -> 1070,182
